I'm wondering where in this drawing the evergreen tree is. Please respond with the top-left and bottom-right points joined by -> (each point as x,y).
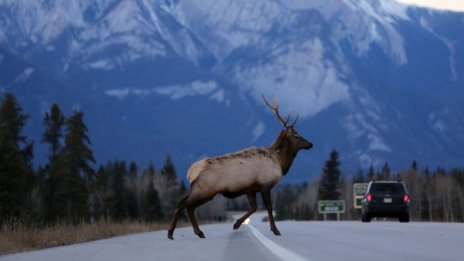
353,169 -> 365,183
60,111 -> 95,222
126,161 -> 139,220
110,161 -> 128,220
317,150 -> 342,201
42,104 -> 65,159
141,163 -> 156,217
146,162 -> 155,177
129,162 -> 138,178
420,167 -> 431,221
40,104 -> 66,222
94,165 -> 109,219
160,154 -> 181,221
0,93 -> 34,222
378,163 -> 391,180
275,185 -> 297,220
63,111 -> 95,182
295,204 -> 312,220
367,165 -> 376,181
143,180 -> 162,222
161,154 -> 177,183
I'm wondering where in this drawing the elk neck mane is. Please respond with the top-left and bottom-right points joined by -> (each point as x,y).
269,130 -> 298,175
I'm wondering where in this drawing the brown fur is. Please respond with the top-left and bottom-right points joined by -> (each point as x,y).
167,105 -> 313,240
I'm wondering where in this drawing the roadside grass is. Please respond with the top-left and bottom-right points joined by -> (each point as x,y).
0,220 -> 183,255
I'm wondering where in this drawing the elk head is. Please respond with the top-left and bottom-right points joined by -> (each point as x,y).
262,95 -> 313,152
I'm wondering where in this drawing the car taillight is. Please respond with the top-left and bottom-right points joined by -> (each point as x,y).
403,194 -> 410,202
366,193 -> 372,202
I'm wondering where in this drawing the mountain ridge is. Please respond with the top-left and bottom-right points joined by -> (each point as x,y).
1,0 -> 463,182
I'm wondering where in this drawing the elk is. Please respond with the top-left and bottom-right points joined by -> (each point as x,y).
167,95 -> 313,240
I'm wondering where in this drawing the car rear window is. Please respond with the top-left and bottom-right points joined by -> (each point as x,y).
370,183 -> 405,194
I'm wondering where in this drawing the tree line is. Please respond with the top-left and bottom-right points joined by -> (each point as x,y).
0,93 -> 185,225
1,92 -> 463,225
274,150 -> 464,222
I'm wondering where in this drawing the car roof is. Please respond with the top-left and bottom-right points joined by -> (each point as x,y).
367,180 -> 408,192
369,180 -> 403,183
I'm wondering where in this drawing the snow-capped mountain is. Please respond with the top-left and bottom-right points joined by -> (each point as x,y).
1,0 -> 463,182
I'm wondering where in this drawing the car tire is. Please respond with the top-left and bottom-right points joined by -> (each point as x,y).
399,214 -> 410,223
361,212 -> 371,222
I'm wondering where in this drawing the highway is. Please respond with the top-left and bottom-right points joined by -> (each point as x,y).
2,212 -> 463,261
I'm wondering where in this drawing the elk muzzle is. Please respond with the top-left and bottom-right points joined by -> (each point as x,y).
303,139 -> 313,150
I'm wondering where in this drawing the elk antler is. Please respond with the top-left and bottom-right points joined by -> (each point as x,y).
290,113 -> 299,127
262,94 -> 292,128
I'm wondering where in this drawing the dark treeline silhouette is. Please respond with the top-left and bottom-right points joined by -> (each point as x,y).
274,151 -> 464,222
1,93 -> 463,225
0,93 -> 185,225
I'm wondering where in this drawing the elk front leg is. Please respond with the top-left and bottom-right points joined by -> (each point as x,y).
233,193 -> 257,230
260,188 -> 281,236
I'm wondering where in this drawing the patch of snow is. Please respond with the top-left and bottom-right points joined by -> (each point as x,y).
104,81 -> 225,103
280,0 -> 410,64
7,68 -> 35,88
62,62 -> 69,73
442,38 -> 458,81
344,115 -> 365,140
252,121 -> 265,142
358,153 -> 383,168
175,0 -> 283,61
155,81 -> 218,100
85,60 -> 115,70
379,0 -> 410,20
103,1 -> 140,34
105,88 -> 130,99
210,90 -> 225,103
235,38 -> 350,118
72,103 -> 81,112
22,68 -> 35,80
12,1 -> 88,44
428,113 -> 448,132
433,121 -> 447,132
345,107 -> 391,153
420,17 -> 458,81
367,134 -> 391,152
419,16 -> 433,31
354,113 -> 378,134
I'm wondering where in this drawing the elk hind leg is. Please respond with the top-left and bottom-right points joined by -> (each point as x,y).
170,183 -> 213,239
187,206 -> 205,238
167,195 -> 188,240
233,192 -> 257,230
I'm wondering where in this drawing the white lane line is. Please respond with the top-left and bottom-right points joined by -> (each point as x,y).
248,224 -> 310,261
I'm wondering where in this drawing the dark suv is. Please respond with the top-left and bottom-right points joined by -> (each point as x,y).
362,181 -> 410,222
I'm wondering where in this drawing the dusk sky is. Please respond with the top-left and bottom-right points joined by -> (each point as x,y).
396,0 -> 464,12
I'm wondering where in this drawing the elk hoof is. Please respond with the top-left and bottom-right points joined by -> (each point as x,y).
233,221 -> 241,230
272,228 -> 281,236
167,230 -> 174,240
197,231 -> 205,238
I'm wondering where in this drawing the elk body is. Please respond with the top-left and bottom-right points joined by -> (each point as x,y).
167,96 -> 313,240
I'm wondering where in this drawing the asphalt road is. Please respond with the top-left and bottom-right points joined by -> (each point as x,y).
2,213 -> 463,261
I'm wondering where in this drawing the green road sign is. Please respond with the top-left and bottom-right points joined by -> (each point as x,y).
353,183 -> 368,209
354,183 -> 368,196
318,200 -> 345,214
